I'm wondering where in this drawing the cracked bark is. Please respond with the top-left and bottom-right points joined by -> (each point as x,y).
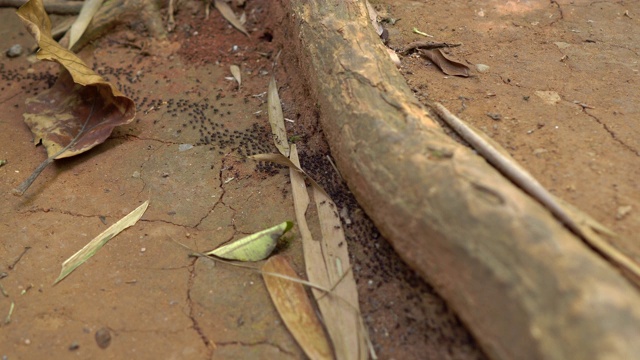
279,0 -> 640,359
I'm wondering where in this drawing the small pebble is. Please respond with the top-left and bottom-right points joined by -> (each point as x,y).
6,44 -> 22,58
486,112 -> 502,121
69,342 -> 80,351
95,328 -> 111,349
178,143 -> 193,152
475,63 -> 490,73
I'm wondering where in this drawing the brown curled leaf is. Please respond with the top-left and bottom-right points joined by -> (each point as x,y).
17,0 -> 135,159
419,48 -> 470,77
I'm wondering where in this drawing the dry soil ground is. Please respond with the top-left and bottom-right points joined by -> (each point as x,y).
0,0 -> 638,359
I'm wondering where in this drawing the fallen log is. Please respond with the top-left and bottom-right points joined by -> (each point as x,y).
276,0 -> 640,358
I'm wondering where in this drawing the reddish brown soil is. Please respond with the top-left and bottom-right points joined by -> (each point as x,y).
1,0 -> 637,359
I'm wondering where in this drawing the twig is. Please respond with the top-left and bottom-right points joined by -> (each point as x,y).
167,0 -> 176,32
0,0 -> 84,14
432,102 -> 640,281
12,95 -> 97,196
8,247 -> 31,270
400,40 -> 462,55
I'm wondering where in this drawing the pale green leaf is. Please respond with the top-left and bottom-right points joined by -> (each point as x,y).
54,200 -> 149,284
206,221 -> 293,261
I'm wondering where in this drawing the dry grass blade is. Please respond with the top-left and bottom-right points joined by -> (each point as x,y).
67,0 -> 103,49
262,255 -> 333,360
213,0 -> 249,37
54,200 -> 149,284
267,76 -> 290,157
433,102 -> 640,282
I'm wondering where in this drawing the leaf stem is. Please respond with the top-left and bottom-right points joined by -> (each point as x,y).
13,94 -> 97,196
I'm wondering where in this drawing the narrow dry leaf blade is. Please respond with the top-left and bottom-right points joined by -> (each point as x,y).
288,145 -> 370,360
67,0 -> 103,49
267,77 -> 290,157
249,153 -> 328,197
206,221 -> 293,261
230,65 -> 241,87
214,0 -> 249,37
262,255 -> 333,360
419,48 -> 469,77
54,200 -> 149,284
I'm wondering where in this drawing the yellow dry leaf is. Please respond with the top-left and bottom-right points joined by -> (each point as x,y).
263,255 -> 333,360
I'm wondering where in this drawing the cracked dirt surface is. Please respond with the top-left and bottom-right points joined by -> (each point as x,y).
1,0 -> 637,359
1,1 -> 485,359
380,0 -> 639,258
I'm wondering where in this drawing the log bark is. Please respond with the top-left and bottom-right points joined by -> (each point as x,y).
278,0 -> 640,359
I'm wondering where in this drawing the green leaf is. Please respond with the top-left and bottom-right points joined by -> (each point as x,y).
206,221 -> 293,261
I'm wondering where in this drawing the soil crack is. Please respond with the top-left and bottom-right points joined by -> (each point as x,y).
185,256 -> 215,356
215,340 -> 295,357
583,109 -> 640,156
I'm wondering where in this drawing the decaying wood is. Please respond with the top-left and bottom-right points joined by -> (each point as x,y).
278,0 -> 640,359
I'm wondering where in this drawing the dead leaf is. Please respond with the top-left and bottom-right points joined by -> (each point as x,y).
249,153 -> 328,198
214,0 -> 249,37
289,145 -> 370,360
263,77 -> 373,359
262,255 -> 333,360
230,64 -> 241,88
205,221 -> 293,262
67,0 -> 103,49
419,48 -> 470,77
267,76 -> 290,157
14,0 -> 136,194
54,200 -> 149,284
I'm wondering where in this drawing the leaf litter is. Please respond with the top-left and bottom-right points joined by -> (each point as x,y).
66,0 -> 103,49
262,255 -> 333,360
54,200 -> 149,284
230,64 -> 241,88
214,0 -> 249,37
419,48 -> 470,77
14,0 -> 136,195
260,77 -> 374,359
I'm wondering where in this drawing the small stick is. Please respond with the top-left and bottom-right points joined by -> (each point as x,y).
432,102 -> 640,281
167,0 -> 176,32
400,40 -> 462,55
0,0 -> 84,14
